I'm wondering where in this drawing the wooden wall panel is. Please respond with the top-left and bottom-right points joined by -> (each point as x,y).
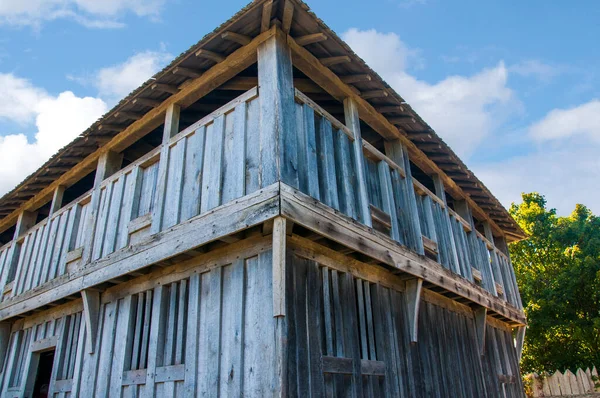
287,250 -> 525,398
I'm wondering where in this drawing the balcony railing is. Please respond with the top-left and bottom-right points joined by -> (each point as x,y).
0,87 -> 261,304
293,88 -> 522,310
0,85 -> 522,311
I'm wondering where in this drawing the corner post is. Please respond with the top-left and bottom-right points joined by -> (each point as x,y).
344,98 -> 372,227
151,103 -> 181,234
257,27 -> 297,189
271,216 -> 288,398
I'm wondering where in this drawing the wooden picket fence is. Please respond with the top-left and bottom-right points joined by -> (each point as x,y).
525,367 -> 600,397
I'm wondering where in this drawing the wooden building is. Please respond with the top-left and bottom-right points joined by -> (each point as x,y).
0,0 -> 527,396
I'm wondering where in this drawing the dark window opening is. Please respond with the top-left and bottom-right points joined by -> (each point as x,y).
0,224 -> 16,246
292,66 -> 346,126
32,349 -> 55,398
179,64 -> 259,133
35,201 -> 52,224
120,126 -> 163,169
410,161 -> 436,193
61,170 -> 96,208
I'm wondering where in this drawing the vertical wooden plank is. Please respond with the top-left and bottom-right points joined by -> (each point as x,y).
379,161 -> 401,242
222,102 -> 247,203
181,128 -> 206,221
245,98 -> 261,194
243,253 -> 275,396
515,326 -> 526,362
84,150 -> 123,264
143,285 -> 167,398
184,272 -> 201,396
130,293 -> 144,370
306,261 -> 325,397
341,272 -> 363,396
110,295 -> 134,398
474,307 -> 487,356
70,312 -> 88,397
385,140 -> 424,254
272,217 -> 286,317
219,261 -> 245,397
103,176 -> 126,256
117,168 -> 141,250
175,279 -> 187,366
164,282 -> 177,365
333,129 -> 358,220
151,103 -> 180,234
257,31 -> 297,188
200,116 -> 225,212
197,268 -> 222,396
48,214 -> 70,279
163,140 -> 186,229
344,98 -> 372,227
95,301 -> 118,397
300,104 -> 321,200
139,290 -> 153,370
316,117 -> 340,210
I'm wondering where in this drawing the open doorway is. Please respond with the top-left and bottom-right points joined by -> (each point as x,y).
30,349 -> 55,398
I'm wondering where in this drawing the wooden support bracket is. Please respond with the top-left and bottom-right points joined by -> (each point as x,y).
81,289 -> 100,354
272,217 -> 286,317
515,326 -> 526,361
474,306 -> 487,356
405,278 -> 423,343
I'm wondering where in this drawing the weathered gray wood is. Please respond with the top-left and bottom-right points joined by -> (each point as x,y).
316,117 -> 340,210
474,306 -> 487,356
258,32 -> 297,188
143,285 -> 166,398
222,102 -> 247,204
151,103 -> 180,234
379,161 -> 401,242
110,295 -> 134,397
333,128 -> 358,220
515,326 -> 525,361
81,289 -> 100,354
344,98 -> 372,227
200,116 -> 225,212
405,278 -> 423,343
184,272 -> 200,395
296,103 -> 320,200
50,185 -> 66,215
272,216 -> 286,317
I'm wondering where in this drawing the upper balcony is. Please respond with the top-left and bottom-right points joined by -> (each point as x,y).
0,23 -> 525,326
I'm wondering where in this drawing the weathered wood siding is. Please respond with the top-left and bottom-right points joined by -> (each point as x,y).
0,248 -> 278,398
2,88 -> 267,303
286,250 -> 525,398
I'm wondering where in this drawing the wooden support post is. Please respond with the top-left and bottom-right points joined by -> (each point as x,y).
515,326 -> 526,361
281,0 -> 294,34
474,306 -> 487,356
432,174 -> 447,205
14,210 -> 37,238
385,140 -> 424,254
272,217 -> 286,317
50,185 -> 66,214
344,98 -> 372,227
151,103 -> 181,234
81,289 -> 100,354
405,278 -> 422,343
257,29 -> 297,188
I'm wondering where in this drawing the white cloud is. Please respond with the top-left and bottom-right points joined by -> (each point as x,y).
0,73 -> 48,124
343,28 -> 516,157
0,74 -> 107,195
96,51 -> 171,99
509,60 -> 562,82
0,0 -> 166,28
528,99 -> 600,142
475,142 -> 600,215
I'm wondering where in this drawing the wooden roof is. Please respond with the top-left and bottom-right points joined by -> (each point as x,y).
0,0 -> 526,240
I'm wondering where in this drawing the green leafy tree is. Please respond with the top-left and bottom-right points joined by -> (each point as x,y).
509,193 -> 600,373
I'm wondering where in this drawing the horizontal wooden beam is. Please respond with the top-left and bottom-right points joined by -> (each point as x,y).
295,32 -> 327,46
132,97 -> 162,108
172,66 -> 203,79
340,74 -> 371,84
151,83 -> 179,94
195,49 -> 225,63
320,56 -> 351,67
361,90 -> 388,100
221,31 -> 251,46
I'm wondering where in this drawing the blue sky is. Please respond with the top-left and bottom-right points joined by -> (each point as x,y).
0,0 -> 599,215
